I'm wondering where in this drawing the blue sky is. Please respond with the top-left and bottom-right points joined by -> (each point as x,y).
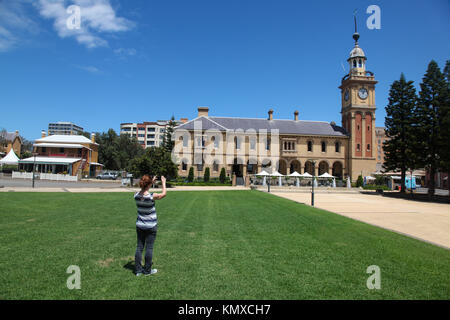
0,0 -> 449,141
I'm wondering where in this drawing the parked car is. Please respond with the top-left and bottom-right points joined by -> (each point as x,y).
96,172 -> 118,180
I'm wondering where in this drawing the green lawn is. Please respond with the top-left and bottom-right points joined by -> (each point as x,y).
0,190 -> 449,299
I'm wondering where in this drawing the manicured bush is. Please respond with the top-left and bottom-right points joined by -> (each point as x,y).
204,167 -> 210,182
356,175 -> 364,187
188,167 -> 194,182
219,167 -> 226,184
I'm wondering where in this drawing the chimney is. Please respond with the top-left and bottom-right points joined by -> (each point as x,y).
41,130 -> 46,138
180,118 -> 188,124
91,133 -> 96,143
268,109 -> 274,121
294,110 -> 299,121
198,106 -> 209,117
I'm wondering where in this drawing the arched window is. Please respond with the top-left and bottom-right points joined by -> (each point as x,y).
358,59 -> 362,67
307,141 -> 313,152
353,60 -> 356,68
213,161 -> 219,172
367,144 -> 371,151
357,144 -> 361,151
182,160 -> 188,171
335,142 -> 340,153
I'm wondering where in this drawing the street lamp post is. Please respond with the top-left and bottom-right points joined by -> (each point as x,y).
309,159 -> 316,207
32,152 -> 38,188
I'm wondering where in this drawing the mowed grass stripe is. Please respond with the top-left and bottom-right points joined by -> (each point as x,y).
0,191 -> 449,299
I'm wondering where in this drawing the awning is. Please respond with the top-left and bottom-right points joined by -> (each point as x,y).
90,162 -> 104,167
19,156 -> 82,165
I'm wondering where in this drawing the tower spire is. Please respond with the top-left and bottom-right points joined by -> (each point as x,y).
352,10 -> 360,45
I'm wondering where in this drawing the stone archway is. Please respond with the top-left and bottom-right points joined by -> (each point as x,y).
289,160 -> 301,174
318,161 -> 329,175
304,161 -> 315,175
332,161 -> 343,179
278,159 -> 288,175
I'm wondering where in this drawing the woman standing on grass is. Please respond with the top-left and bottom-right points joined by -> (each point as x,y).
134,175 -> 166,276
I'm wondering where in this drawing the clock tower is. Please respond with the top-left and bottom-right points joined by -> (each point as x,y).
339,25 -> 377,180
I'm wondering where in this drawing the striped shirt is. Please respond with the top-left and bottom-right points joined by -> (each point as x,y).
134,191 -> 157,229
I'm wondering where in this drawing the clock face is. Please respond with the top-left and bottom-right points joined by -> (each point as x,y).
358,88 -> 368,100
344,89 -> 349,101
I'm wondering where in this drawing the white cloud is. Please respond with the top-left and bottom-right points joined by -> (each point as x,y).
75,65 -> 101,73
114,47 -> 136,56
36,0 -> 134,48
0,0 -> 40,51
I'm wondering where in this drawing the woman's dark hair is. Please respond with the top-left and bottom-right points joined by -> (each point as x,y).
140,175 -> 154,190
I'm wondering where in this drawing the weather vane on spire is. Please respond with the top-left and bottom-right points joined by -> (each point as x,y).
353,9 -> 360,45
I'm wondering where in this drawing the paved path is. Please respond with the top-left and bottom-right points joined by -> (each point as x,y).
0,186 -> 250,193
272,191 -> 450,249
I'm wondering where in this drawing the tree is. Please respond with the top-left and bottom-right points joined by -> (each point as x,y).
162,116 -> 177,153
439,60 -> 450,199
204,167 -> 210,182
96,129 -> 144,170
20,137 -> 33,159
128,146 -> 178,180
219,167 -> 226,184
382,73 -> 418,193
415,61 -> 447,197
188,167 -> 194,182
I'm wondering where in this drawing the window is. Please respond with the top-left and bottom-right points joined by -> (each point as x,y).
357,125 -> 360,131
183,137 -> 188,147
59,148 -> 64,153
307,141 -> 313,152
358,59 -> 362,67
138,127 -> 145,131
353,60 -> 356,68
235,137 -> 241,150
212,136 -> 219,149
250,138 -> 256,150
321,141 -> 326,153
138,134 -> 145,138
147,134 -> 155,139
147,141 -> 154,146
148,128 -> 155,132
266,138 -> 271,151
182,161 -> 187,171
213,162 -> 219,172
42,147 -> 47,153
357,144 -> 360,151
197,164 -> 203,172
367,144 -> 371,151
335,142 -> 340,153
283,141 -> 295,151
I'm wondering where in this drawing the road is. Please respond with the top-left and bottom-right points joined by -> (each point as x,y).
0,177 -> 122,189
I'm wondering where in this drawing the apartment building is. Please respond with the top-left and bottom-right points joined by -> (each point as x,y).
120,118 -> 188,148
48,122 -> 84,136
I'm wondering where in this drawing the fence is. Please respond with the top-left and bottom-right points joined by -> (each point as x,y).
12,171 -> 78,182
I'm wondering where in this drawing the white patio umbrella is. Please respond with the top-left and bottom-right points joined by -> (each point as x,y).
270,171 -> 284,186
347,176 -> 351,188
318,172 -> 334,178
299,172 -> 313,178
255,170 -> 270,186
289,171 -> 302,187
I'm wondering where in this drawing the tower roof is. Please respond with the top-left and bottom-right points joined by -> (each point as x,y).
349,45 -> 366,59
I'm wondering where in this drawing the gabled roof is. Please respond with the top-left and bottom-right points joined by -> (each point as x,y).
35,135 -> 97,145
175,116 -> 348,137
0,131 -> 22,143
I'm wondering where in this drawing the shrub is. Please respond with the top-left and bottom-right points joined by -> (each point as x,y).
204,167 -> 210,182
188,167 -> 194,182
356,175 -> 364,187
219,167 -> 226,184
